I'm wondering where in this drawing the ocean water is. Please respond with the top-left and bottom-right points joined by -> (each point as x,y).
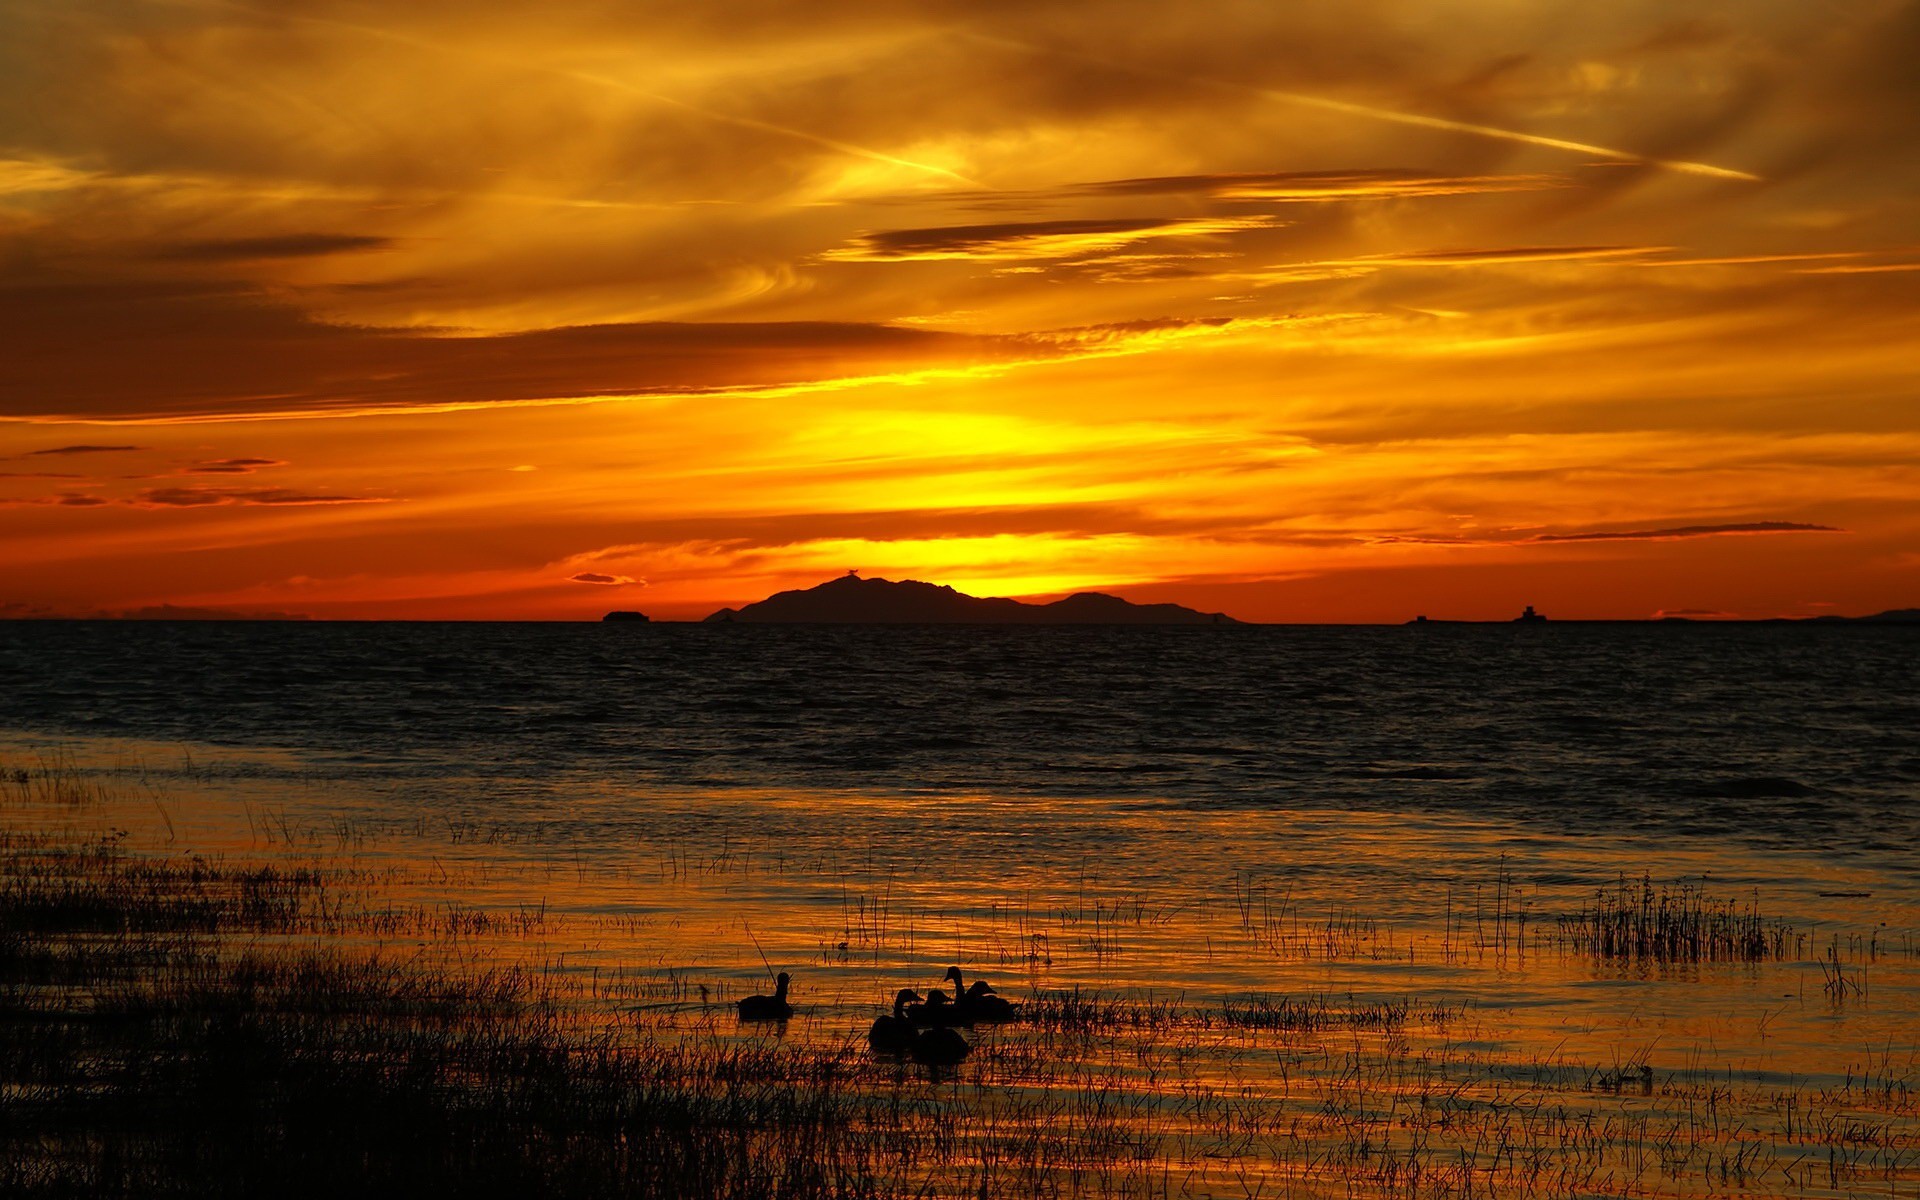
4,620 -> 1919,1195
2,620 -> 1915,853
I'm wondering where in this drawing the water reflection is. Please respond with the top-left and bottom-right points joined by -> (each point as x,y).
4,734 -> 1914,1196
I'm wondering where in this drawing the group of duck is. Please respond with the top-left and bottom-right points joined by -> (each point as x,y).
867,966 -> 1019,1066
734,966 -> 1018,1068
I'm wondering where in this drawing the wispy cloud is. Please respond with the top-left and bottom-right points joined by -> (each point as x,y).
824,216 -> 1277,262
153,234 -> 394,262
965,33 -> 1762,181
1078,169 -> 1567,201
922,170 -> 1566,210
1373,521 -> 1844,546
1526,521 -> 1843,543
0,157 -> 96,195
1795,262 -> 1920,275
2,0 -> 1916,621
568,572 -> 640,586
0,280 -> 1265,422
1352,245 -> 1670,267
183,457 -> 287,475
130,487 -> 387,508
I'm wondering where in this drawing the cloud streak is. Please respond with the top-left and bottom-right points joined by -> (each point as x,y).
825,216 -> 1277,262
0,278 -> 1263,421
154,234 -> 395,262
184,458 -> 286,474
568,572 -> 640,586
1,1 -> 1915,621
1076,169 -> 1567,201
1526,521 -> 1843,543
1372,521 -> 1844,547
131,487 -> 386,508
965,33 -> 1762,181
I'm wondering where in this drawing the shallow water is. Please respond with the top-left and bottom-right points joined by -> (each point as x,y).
2,622 -> 1917,1196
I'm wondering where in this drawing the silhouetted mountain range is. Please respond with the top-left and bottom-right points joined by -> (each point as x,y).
1802,608 -> 1920,623
703,575 -> 1239,624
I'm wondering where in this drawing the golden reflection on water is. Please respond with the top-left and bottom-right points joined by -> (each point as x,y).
6,733 -> 1917,1198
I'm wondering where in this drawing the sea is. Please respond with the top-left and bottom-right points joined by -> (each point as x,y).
5,619 -> 1919,1194
2,620 -> 1915,853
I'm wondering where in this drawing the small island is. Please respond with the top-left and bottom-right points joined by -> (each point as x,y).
601,610 -> 650,623
1803,608 -> 1920,623
704,574 -> 1238,625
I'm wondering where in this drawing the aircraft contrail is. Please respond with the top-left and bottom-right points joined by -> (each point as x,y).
967,33 -> 1759,183
565,68 -> 985,188
169,0 -> 985,188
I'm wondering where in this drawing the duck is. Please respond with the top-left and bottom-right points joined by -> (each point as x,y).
736,972 -> 792,1020
868,988 -> 921,1054
910,1023 -> 971,1067
945,966 -> 1019,1023
906,987 -> 972,1027
961,979 -> 1019,1023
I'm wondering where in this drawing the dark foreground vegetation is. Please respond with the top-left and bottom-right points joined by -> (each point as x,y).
1555,873 -> 1804,963
3,789 -> 1916,1199
0,832 -> 903,1199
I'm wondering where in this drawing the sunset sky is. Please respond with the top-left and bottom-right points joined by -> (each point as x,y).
2,0 -> 1916,621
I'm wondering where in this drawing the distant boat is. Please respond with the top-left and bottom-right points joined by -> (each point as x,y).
1514,605 -> 1547,624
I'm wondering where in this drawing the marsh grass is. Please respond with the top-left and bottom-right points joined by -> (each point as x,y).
0,833 -> 904,1199
1555,873 -> 1803,964
3,761 -> 1917,1199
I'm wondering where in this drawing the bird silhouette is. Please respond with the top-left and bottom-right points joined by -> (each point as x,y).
868,988 -> 921,1053
961,979 -> 1019,1023
736,971 -> 792,1020
907,987 -> 972,1027
910,1023 -> 971,1067
945,966 -> 1018,1023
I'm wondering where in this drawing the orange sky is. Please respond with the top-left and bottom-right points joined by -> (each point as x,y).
2,0 -> 1916,621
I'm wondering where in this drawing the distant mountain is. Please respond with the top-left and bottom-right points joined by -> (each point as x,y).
1806,608 -> 1920,623
703,575 -> 1239,625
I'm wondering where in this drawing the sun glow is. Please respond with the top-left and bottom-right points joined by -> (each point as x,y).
0,1 -> 1914,621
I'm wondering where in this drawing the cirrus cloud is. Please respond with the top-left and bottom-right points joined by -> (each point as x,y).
569,572 -> 641,586
131,487 -> 386,508
1527,521 -> 1842,543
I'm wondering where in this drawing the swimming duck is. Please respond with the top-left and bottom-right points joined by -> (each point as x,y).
736,972 -> 792,1020
945,967 -> 1018,1023
961,979 -> 1019,1023
868,988 -> 921,1053
906,988 -> 972,1027
910,1023 -> 971,1067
